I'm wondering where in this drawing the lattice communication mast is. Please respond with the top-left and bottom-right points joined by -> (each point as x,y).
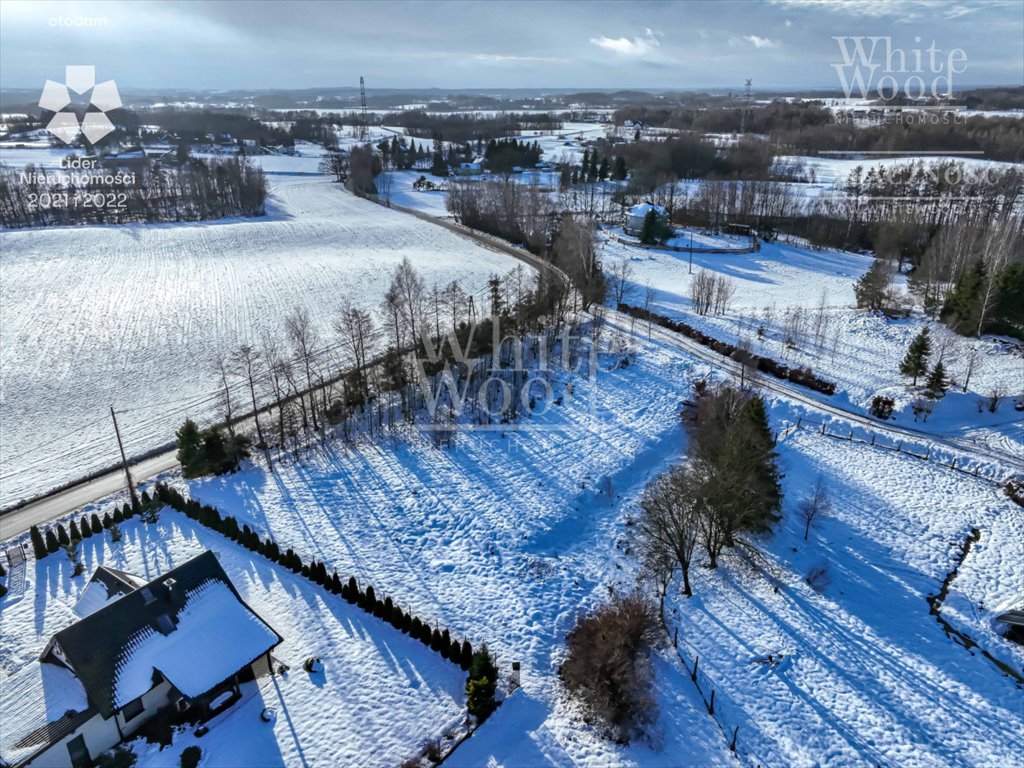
740,78 -> 752,134
359,76 -> 368,141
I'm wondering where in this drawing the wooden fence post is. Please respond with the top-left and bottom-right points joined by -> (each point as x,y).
821,423 -> 826,434
950,457 -> 957,470
708,689 -> 716,716
692,656 -> 699,683
896,440 -> 902,453
730,726 -> 739,752
870,434 -> 875,446
674,627 -> 678,648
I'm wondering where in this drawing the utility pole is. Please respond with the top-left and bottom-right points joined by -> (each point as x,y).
110,406 -> 138,507
688,231 -> 694,274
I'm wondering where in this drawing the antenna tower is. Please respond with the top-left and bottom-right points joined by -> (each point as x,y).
359,76 -> 368,141
740,79 -> 752,134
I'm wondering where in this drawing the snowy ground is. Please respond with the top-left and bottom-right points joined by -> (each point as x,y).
0,153 -> 527,507
601,234 -> 1024,457
660,424 -> 1024,768
0,510 -> 466,768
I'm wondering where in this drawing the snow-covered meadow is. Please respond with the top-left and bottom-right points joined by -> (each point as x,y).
136,322 -> 1021,767
0,154 -> 527,507
601,234 -> 1024,456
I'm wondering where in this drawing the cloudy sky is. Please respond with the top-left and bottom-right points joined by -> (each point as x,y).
1,0 -> 1021,91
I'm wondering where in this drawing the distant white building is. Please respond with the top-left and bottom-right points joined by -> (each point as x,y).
625,202 -> 667,235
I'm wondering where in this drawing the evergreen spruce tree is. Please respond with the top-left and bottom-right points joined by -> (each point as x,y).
69,520 -> 81,542
598,157 -> 609,181
740,397 -> 783,530
926,360 -> 948,398
57,524 -> 70,547
102,512 -> 113,529
613,155 -> 627,181
899,327 -> 931,385
466,646 -> 499,722
45,528 -> 60,554
90,513 -> 102,534
30,525 -> 47,560
854,258 -> 892,311
941,260 -> 986,335
175,419 -> 205,477
431,628 -> 443,652
401,612 -> 412,634
332,572 -> 343,595
460,640 -> 473,670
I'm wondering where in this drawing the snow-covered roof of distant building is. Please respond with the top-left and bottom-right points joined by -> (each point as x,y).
628,202 -> 667,218
41,550 -> 281,719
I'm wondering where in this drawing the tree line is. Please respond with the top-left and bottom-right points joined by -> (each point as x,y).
0,156 -> 267,228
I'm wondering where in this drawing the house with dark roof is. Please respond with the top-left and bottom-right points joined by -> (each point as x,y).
1,551 -> 281,768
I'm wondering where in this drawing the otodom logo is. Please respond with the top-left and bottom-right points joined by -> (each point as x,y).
39,65 -> 121,144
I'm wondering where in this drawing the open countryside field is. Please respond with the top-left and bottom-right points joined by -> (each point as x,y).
0,172 -> 525,507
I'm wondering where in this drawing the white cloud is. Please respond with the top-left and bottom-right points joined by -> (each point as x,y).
590,28 -> 662,57
744,35 -> 779,49
473,54 -> 567,64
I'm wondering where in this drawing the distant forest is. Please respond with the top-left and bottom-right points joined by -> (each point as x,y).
0,156 -> 267,228
615,101 -> 1024,163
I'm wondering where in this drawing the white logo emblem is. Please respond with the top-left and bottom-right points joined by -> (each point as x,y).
39,66 -> 122,144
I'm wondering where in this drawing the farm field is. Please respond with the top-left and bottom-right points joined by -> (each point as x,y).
0,166 -> 526,508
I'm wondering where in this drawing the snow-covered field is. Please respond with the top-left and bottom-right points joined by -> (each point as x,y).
601,234 -> 1024,455
0,510 -> 467,767
661,422 -> 1024,767
130,322 -> 1020,767
0,156 -> 526,508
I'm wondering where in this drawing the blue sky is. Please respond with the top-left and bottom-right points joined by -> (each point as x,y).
1,0 -> 1022,91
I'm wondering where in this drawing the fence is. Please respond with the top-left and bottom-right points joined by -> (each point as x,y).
776,417 -> 1014,488
659,604 -> 761,767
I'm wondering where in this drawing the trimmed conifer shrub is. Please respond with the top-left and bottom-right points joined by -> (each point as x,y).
30,525 -> 47,560
331,572 -> 342,594
90,513 -> 103,534
460,640 -> 473,670
46,528 -> 60,553
57,524 -> 70,547
401,612 -> 412,635
112,506 -> 124,524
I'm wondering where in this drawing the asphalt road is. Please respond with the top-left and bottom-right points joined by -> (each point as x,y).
0,450 -> 179,539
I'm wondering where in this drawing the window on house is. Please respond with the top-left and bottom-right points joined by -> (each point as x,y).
122,696 -> 144,721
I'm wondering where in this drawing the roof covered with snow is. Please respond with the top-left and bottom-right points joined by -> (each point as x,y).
627,202 -> 667,218
0,661 -> 90,766
113,578 -> 281,708
73,565 -> 147,618
44,551 -> 281,718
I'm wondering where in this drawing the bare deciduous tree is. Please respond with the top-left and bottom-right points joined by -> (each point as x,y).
638,465 -> 702,596
799,474 -> 830,541
232,343 -> 266,449
285,307 -> 320,430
